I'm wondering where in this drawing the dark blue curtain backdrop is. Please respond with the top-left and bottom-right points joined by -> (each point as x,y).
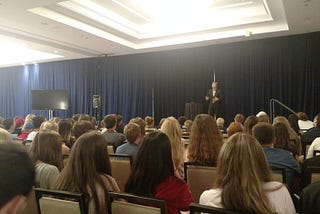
0,32 -> 320,123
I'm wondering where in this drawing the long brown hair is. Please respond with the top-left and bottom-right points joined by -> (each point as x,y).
31,130 -> 63,170
54,131 -> 112,213
188,114 -> 222,166
215,133 -> 275,214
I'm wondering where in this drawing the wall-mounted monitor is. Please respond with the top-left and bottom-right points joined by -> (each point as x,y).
32,89 -> 69,110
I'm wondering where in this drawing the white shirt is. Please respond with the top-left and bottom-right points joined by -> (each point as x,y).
306,137 -> 320,159
298,120 -> 314,131
199,181 -> 296,214
26,130 -> 38,141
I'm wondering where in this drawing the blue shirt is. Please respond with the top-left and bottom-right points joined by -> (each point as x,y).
115,142 -> 139,160
263,147 -> 300,188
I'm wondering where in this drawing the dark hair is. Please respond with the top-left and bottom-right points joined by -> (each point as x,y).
177,116 -> 187,127
288,114 -> 300,135
3,118 -> 14,131
58,119 -> 73,143
72,121 -> 95,139
103,114 -> 117,129
252,122 -> 274,145
315,113 -> 320,127
297,112 -> 309,121
243,116 -> 258,135
0,143 -> 35,208
125,131 -> 174,196
32,116 -> 45,129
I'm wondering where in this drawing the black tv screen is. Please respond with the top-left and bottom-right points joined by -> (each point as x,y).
32,90 -> 69,110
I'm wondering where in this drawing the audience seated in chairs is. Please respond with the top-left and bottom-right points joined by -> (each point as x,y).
297,112 -> 314,131
18,122 -> 33,141
252,122 -> 300,192
145,116 -> 157,134
115,115 -> 124,134
58,119 -> 73,149
71,120 -> 95,140
256,111 -> 269,123
160,117 -> 185,179
129,117 -> 146,139
116,122 -> 142,160
306,137 -> 320,159
31,130 -> 63,189
216,117 -> 226,133
0,143 -> 35,214
186,114 -> 223,166
54,131 -> 120,213
125,131 -> 194,214
200,133 -> 296,214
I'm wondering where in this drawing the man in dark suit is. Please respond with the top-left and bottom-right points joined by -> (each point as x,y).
205,81 -> 222,118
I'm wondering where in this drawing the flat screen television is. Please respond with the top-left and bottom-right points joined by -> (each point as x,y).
32,90 -> 69,110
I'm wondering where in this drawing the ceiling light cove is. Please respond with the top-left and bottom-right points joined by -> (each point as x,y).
28,0 -> 288,49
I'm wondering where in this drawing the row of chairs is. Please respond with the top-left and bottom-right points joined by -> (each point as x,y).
26,188 -> 241,214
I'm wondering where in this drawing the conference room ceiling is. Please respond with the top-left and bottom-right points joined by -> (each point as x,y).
0,0 -> 319,68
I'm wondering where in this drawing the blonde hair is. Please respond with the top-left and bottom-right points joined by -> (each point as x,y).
216,133 -> 277,214
0,128 -> 11,142
40,121 -> 59,132
160,117 -> 184,173
22,114 -> 35,130
188,114 -> 223,166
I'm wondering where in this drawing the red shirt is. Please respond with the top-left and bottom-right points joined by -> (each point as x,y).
155,176 -> 194,214
18,132 -> 30,140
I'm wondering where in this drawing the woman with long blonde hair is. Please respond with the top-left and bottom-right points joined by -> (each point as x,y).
187,114 -> 223,166
160,117 -> 184,178
200,133 -> 295,214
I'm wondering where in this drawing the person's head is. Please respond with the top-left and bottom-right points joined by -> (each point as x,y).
227,122 -> 243,137
0,128 -> 12,143
288,114 -> 300,134
144,116 -> 155,128
211,81 -> 218,90
3,118 -> 15,132
296,112 -> 309,121
31,130 -> 63,170
177,116 -> 187,127
215,133 -> 273,213
116,115 -> 123,126
71,120 -> 95,139
256,111 -> 269,123
273,122 -> 291,151
103,114 -> 117,130
158,118 -> 166,128
243,115 -> 258,135
32,116 -> 45,129
15,117 -> 24,129
160,117 -> 183,169
188,114 -> 223,166
129,117 -> 146,137
39,121 -> 58,132
184,120 -> 193,133
78,114 -> 91,122
234,114 -> 244,124
252,122 -> 275,146
314,113 -> 320,127
24,114 -> 35,123
124,123 -> 141,144
0,143 -> 35,214
216,117 -> 225,129
125,131 -> 174,196
55,131 -> 112,213
58,119 -> 73,143
72,114 -> 81,122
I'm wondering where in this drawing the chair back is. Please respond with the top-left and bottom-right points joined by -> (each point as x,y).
189,203 -> 240,214
34,188 -> 86,214
270,166 -> 286,183
313,150 -> 320,157
184,162 -> 217,202
17,188 -> 39,214
109,154 -> 132,192
107,192 -> 166,214
307,167 -> 320,184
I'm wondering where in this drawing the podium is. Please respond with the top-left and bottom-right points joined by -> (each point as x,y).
185,102 -> 203,120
